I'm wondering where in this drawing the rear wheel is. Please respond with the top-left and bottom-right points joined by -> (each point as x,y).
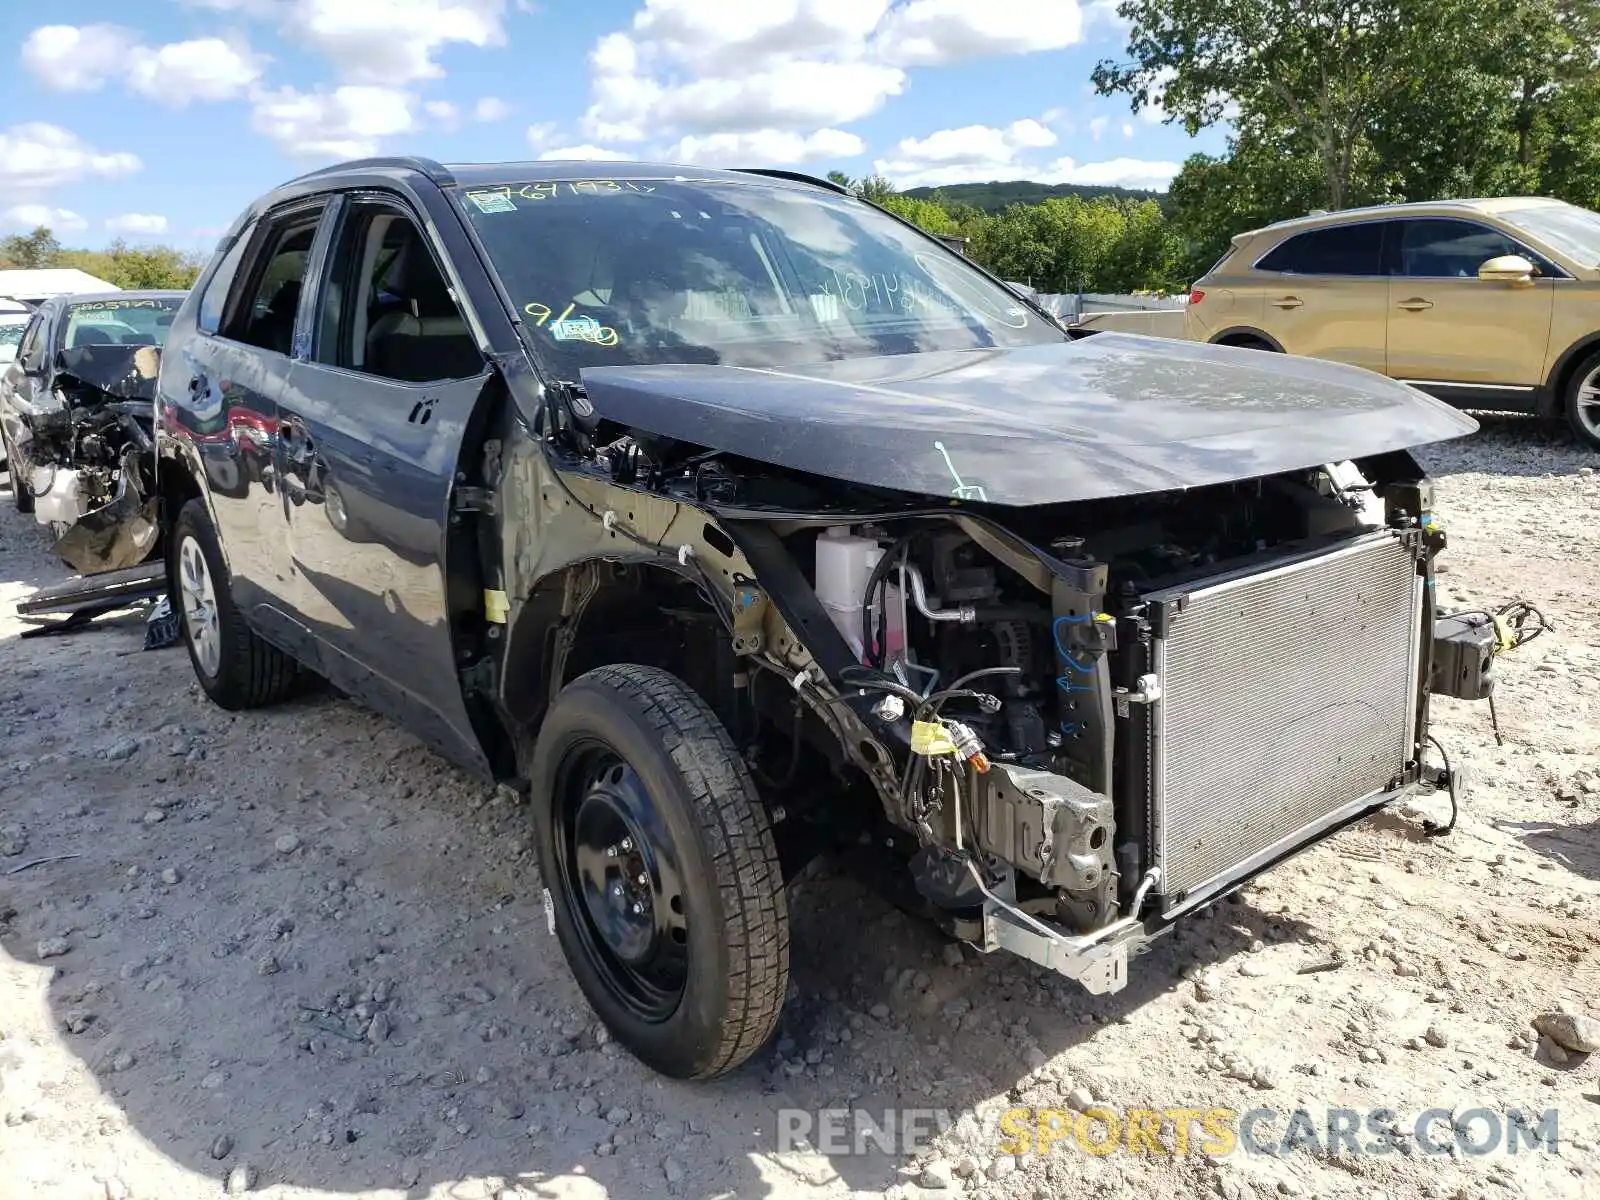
525,664 -> 789,1079
172,499 -> 298,709
1563,349 -> 1600,451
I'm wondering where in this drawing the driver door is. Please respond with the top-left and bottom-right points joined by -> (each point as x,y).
1385,218 -> 1556,395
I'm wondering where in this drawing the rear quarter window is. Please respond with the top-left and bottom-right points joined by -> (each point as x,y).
198,224 -> 256,335
1255,222 -> 1387,276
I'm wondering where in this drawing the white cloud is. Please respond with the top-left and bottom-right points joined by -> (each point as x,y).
1088,115 -> 1110,142
537,145 -> 632,162
584,4 -> 905,144
21,24 -> 139,91
106,213 -> 170,235
664,127 -> 863,166
473,96 -> 513,122
127,38 -> 265,106
426,100 -> 462,128
282,0 -> 509,84
526,121 -> 559,150
1039,155 -> 1182,190
0,123 -> 142,197
23,25 -> 263,106
875,0 -> 1085,66
874,118 -> 1058,188
631,0 -> 891,73
3,204 -> 88,233
250,85 -> 415,159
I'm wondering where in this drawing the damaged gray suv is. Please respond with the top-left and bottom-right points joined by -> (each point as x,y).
155,157 -> 1486,1079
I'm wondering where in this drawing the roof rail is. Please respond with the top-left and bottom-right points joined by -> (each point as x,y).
733,168 -> 850,195
286,156 -> 456,187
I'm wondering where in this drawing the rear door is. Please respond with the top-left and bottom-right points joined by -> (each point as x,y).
1384,217 -> 1557,398
165,199 -> 334,654
1249,220 -> 1392,374
276,193 -> 493,771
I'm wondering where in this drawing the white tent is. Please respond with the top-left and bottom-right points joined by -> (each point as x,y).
0,268 -> 119,305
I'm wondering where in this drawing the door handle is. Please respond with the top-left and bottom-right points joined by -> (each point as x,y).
1397,298 -> 1434,311
1271,296 -> 1303,309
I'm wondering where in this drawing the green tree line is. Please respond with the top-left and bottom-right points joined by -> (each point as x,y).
828,171 -> 1188,294
0,225 -> 205,290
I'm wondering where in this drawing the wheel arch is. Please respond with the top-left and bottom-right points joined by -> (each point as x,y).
1209,326 -> 1285,352
1543,332 -> 1600,417
500,556 -> 734,742
157,442 -> 212,594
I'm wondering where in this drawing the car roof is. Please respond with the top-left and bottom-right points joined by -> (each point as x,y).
237,156 -> 847,234
1244,197 -> 1572,240
60,289 -> 188,303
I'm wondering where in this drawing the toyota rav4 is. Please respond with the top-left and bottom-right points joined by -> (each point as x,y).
155,157 -> 1483,1079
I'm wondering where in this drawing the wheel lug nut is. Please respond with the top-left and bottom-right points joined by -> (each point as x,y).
631,902 -> 644,915
619,837 -> 634,852
605,846 -> 618,858
611,883 -> 623,897
635,872 -> 647,886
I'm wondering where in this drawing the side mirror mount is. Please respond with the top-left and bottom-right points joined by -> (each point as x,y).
1478,254 -> 1536,287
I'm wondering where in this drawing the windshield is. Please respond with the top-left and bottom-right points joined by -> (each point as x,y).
455,176 -> 1062,380
61,297 -> 183,350
1500,202 -> 1600,268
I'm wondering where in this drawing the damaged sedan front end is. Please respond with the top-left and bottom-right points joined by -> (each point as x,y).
0,292 -> 184,575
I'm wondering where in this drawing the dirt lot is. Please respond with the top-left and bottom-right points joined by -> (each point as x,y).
2,416 -> 1599,1200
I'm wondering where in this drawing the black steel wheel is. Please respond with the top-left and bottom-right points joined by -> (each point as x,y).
526,663 -> 788,1079
554,745 -> 691,1022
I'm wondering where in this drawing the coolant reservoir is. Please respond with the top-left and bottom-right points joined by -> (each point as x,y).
816,528 -> 905,662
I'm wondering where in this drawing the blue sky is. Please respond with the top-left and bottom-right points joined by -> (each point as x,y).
0,1 -> 1227,252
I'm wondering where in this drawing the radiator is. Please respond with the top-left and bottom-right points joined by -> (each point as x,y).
1144,532 -> 1424,916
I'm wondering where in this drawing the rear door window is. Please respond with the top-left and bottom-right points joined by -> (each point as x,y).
1255,222 -> 1388,276
221,206 -> 327,355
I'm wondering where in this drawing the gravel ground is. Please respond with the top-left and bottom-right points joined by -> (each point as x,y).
2,414 -> 1598,1200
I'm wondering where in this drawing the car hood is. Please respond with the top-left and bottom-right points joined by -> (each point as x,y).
578,335 -> 1477,506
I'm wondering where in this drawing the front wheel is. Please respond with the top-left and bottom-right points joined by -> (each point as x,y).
5,436 -> 33,514
526,664 -> 789,1079
171,499 -> 298,709
1563,349 -> 1600,451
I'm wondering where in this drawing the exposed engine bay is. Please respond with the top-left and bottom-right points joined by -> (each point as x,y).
663,451 -> 1446,992
15,344 -> 161,575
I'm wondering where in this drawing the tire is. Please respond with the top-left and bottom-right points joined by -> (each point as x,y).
526,664 -> 789,1079
1562,348 -> 1600,451
5,436 -> 33,514
171,498 -> 298,709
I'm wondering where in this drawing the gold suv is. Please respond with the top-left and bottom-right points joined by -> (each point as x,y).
1185,198 -> 1600,449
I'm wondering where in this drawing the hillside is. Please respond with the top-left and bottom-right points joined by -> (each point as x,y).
901,179 -> 1164,212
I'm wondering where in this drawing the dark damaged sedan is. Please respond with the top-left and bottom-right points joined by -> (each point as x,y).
154,158 -> 1487,1079
2,290 -> 185,573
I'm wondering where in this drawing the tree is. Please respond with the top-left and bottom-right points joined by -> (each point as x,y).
1098,0 -> 1600,216
877,194 -> 960,236
0,225 -> 204,288
0,226 -> 62,269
